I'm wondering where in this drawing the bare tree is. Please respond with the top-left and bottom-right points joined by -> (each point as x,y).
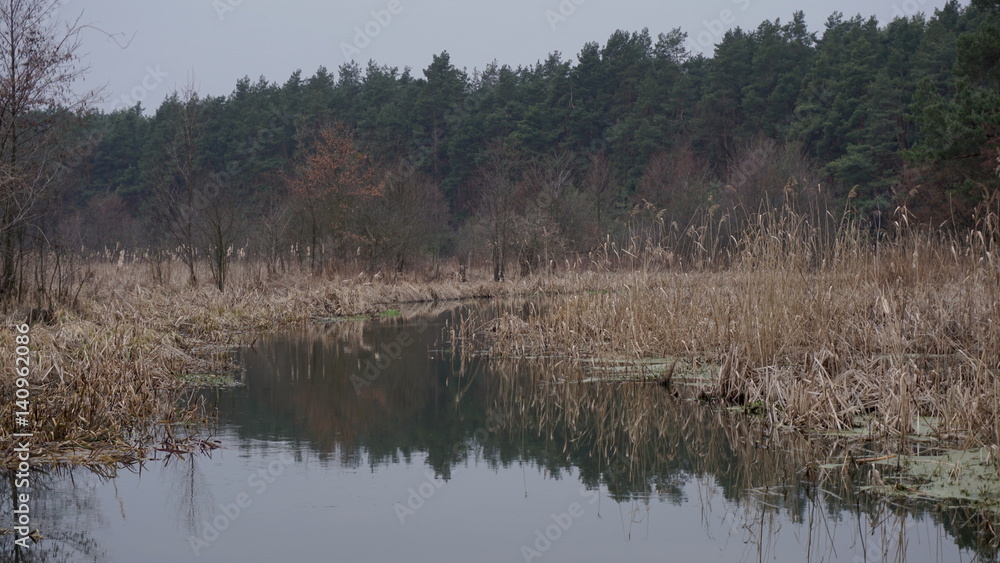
514,152 -> 575,276
637,145 -> 715,237
202,184 -> 244,291
287,123 -> 381,274
360,170 -> 447,275
148,87 -> 207,286
581,152 -> 618,234
255,177 -> 292,277
0,0 -> 96,302
147,84 -> 251,292
475,144 -> 525,281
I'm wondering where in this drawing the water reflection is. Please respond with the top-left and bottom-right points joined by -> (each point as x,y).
1,466 -> 110,561
221,304 -> 997,561
7,304 -> 998,562
221,306 -> 466,475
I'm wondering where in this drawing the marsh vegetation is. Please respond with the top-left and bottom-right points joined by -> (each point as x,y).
447,195 -> 1000,535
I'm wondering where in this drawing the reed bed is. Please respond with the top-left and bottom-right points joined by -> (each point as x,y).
0,257 -> 631,467
5,195 -> 999,470
458,202 -> 1000,450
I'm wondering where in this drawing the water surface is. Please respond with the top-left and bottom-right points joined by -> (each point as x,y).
4,304 -> 996,562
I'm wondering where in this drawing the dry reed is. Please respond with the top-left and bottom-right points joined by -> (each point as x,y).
459,198 -> 1000,452
0,256 -> 630,467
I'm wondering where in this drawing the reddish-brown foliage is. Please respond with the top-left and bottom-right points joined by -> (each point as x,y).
287,123 -> 383,267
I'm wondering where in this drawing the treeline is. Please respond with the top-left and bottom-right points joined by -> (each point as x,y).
43,0 -> 1000,285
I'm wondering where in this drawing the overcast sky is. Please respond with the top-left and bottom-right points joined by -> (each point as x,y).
62,0 -> 961,113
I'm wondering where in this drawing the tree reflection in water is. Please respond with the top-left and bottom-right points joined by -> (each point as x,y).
5,303 -> 996,561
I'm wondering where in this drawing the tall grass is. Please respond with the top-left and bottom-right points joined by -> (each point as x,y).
6,187 -> 999,465
463,192 -> 1000,448
0,253 -> 632,466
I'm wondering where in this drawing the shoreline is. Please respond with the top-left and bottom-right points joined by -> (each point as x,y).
4,253 -> 999,522
0,265 -> 614,467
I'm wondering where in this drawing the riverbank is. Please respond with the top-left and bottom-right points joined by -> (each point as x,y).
4,211 -> 999,520
0,262 -> 618,466
449,213 -> 1000,517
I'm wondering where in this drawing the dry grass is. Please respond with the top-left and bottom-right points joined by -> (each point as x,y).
6,195 -> 1000,468
0,256 -> 624,467
459,201 -> 1000,450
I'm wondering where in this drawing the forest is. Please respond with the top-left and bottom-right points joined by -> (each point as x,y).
2,0 -> 999,297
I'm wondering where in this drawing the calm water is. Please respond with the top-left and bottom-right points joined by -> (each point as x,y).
4,304 -> 996,562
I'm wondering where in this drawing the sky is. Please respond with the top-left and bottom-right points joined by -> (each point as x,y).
58,0 -> 961,114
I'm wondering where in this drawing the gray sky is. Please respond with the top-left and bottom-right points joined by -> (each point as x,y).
62,0 -> 959,113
